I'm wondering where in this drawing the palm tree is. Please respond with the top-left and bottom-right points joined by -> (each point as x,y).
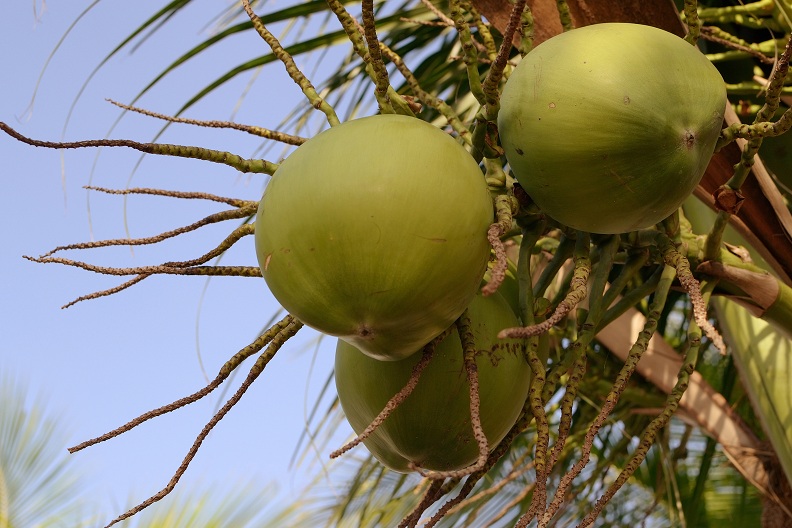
0,368 -> 310,527
8,0 -> 792,526
0,372 -> 91,527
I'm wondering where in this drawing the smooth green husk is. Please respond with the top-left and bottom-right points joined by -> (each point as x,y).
499,23 -> 727,234
335,291 -> 531,472
255,114 -> 493,360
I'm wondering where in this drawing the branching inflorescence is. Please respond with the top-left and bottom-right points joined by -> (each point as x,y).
9,0 -> 787,526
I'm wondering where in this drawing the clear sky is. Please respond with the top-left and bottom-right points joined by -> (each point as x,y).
1,1 -> 351,522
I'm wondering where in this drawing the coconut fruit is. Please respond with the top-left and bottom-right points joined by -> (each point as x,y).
334,291 -> 531,473
255,114 -> 493,360
498,23 -> 727,234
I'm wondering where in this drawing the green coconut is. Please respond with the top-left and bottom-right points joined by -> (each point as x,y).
334,291 -> 531,473
255,114 -> 493,361
498,23 -> 727,234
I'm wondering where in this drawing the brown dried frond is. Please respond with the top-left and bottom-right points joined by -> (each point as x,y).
68,315 -> 294,453
107,99 -> 307,146
102,318 -> 303,527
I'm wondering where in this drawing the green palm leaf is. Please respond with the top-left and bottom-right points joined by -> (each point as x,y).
0,371 -> 91,528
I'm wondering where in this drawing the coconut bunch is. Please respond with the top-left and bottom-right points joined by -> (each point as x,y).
4,0 -> 792,526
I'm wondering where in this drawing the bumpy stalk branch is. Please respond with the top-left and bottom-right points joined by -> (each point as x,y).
532,234 -> 574,299
378,41 -> 472,142
56,223 -> 255,308
658,235 -> 726,353
499,232 -> 591,339
413,311 -> 489,479
84,186 -> 255,208
534,236 -> 618,482
451,0 -> 486,105
599,265 -> 664,331
107,99 -> 307,145
718,108 -> 792,144
482,194 -> 518,296
325,0 -> 415,116
577,287 -> 708,527
683,0 -> 701,44
69,315 -> 295,453
599,248 -> 650,313
102,318 -> 303,527
241,0 -> 340,126
708,34 -> 792,260
468,4 -> 497,61
555,0 -> 574,31
481,0 -> 525,107
701,26 -> 775,65
41,203 -> 257,257
361,0 -> 394,113
329,327 -> 452,459
537,265 -> 676,527
444,454 -> 534,517
0,122 -> 277,174
25,256 -> 261,279
398,479 -> 446,528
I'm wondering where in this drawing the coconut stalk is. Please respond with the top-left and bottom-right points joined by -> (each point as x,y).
683,194 -> 792,516
596,306 -> 770,492
471,0 -> 792,283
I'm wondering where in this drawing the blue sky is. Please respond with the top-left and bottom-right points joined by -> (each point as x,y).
1,1 -> 351,521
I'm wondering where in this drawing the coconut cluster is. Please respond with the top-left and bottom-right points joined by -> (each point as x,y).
255,114 -> 531,472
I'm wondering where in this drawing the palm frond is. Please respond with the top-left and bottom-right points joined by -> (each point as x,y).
0,370 -> 93,527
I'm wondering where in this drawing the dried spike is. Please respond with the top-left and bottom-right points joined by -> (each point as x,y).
412,312 -> 489,480
106,99 -> 307,146
481,194 -> 517,297
84,185 -> 256,208
329,327 -> 450,459
41,203 -> 257,257
499,232 -> 591,339
241,0 -> 340,127
102,318 -> 303,527
61,275 -> 149,309
533,264 -> 677,528
25,255 -> 261,278
0,122 -> 278,174
68,315 -> 294,453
